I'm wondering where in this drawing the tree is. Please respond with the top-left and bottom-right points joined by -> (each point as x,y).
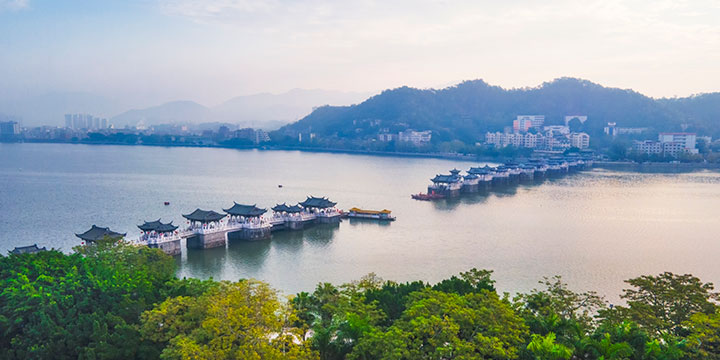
685,310 -> 720,359
350,289 -> 528,360
141,280 -> 318,360
526,332 -> 572,360
607,272 -> 719,336
0,239 -> 176,360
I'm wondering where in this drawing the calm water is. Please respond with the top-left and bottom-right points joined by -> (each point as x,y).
2,143 -> 720,301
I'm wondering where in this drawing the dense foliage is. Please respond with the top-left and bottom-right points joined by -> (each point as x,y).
2,240 -> 719,359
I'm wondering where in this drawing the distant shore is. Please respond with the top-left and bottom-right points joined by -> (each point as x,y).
5,139 -> 720,171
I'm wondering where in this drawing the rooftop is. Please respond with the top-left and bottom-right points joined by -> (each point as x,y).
182,209 -> 226,222
272,203 -> 304,213
10,244 -> 47,255
138,219 -> 178,233
75,225 -> 126,242
431,174 -> 461,183
299,196 -> 337,208
223,203 -> 267,217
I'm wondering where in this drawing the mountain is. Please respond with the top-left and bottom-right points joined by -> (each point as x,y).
111,101 -> 212,128
109,89 -> 371,129
212,89 -> 372,129
276,78 -> 720,143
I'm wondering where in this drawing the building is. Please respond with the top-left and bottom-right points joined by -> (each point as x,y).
604,122 -> 649,136
544,125 -> 570,135
658,132 -> 696,150
513,115 -> 544,132
398,129 -> 432,146
564,115 -> 588,126
378,132 -> 396,142
0,121 -> 20,139
64,114 -> 109,130
569,132 -> 590,149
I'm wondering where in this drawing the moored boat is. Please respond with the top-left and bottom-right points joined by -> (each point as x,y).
411,192 -> 445,201
345,207 -> 396,221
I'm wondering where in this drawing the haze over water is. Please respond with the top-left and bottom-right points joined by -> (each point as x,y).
2,143 -> 719,301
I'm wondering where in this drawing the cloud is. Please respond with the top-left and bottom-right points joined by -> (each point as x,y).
0,0 -> 29,11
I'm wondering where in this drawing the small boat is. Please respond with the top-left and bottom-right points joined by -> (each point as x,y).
164,201 -> 170,206
344,207 -> 396,221
411,193 -> 445,201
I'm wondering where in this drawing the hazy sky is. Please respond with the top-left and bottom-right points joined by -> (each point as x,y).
1,0 -> 719,106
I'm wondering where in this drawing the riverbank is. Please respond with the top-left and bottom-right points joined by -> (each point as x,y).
594,161 -> 720,172
6,139 -> 720,171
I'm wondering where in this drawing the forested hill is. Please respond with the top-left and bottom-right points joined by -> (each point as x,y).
274,78 -> 720,143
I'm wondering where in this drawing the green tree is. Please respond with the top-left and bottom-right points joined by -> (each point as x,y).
350,289 -> 528,360
526,332 -> 572,360
141,280 -> 318,360
685,310 -> 720,359
0,238 -> 176,360
606,272 -> 719,336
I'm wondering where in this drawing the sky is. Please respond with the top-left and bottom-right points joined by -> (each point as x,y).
1,0 -> 719,108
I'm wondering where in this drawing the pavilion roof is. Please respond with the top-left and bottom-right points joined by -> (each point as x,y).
182,209 -> 226,222
272,203 -> 304,213
431,174 -> 461,183
138,219 -> 178,233
224,203 -> 267,217
463,173 -> 478,180
468,167 -> 494,175
75,225 -> 126,242
299,196 -> 337,208
10,244 -> 47,255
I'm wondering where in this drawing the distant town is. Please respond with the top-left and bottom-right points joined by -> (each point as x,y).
0,112 -> 717,163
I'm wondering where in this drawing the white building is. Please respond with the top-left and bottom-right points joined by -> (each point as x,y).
544,125 -> 570,135
398,130 -> 432,146
564,115 -> 588,126
569,132 -> 590,149
658,132 -> 697,151
633,140 -> 662,155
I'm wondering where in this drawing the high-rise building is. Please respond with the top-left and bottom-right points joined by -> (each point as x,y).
658,133 -> 696,150
514,115 -> 544,132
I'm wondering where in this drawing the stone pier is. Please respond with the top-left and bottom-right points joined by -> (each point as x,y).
186,231 -> 227,249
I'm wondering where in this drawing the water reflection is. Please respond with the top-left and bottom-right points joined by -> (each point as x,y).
346,218 -> 393,227
303,223 -> 340,248
184,245 -> 230,276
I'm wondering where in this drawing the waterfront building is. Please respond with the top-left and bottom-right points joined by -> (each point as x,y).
138,219 -> 181,255
467,167 -> 494,191
633,133 -> 698,157
520,164 -> 536,182
75,225 -> 126,244
429,174 -> 463,197
271,203 -> 309,230
10,244 -> 47,255
182,209 -> 227,249
223,203 -> 272,240
0,121 -> 20,140
299,196 -> 341,223
504,163 -> 522,184
658,132 -> 697,152
461,173 -> 480,193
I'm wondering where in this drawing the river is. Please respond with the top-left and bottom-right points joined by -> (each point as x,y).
2,142 -> 719,301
